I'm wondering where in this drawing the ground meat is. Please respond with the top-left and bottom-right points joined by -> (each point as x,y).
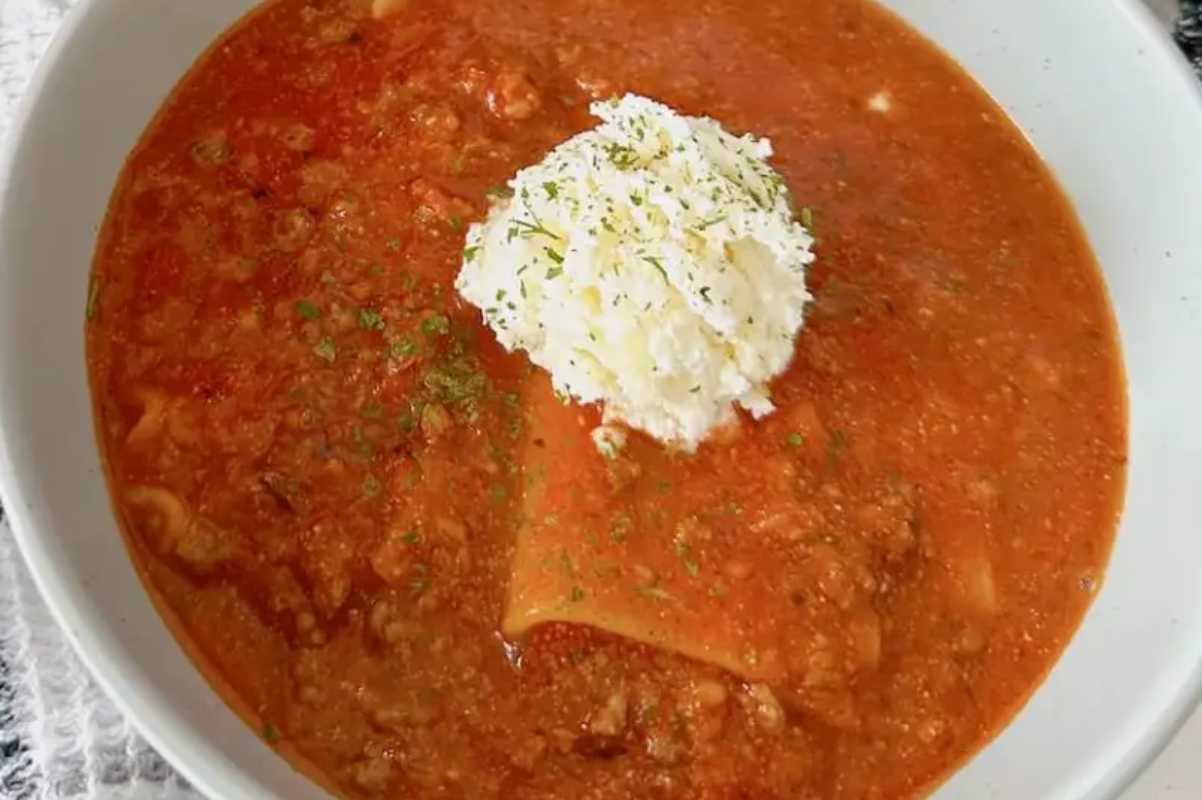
487,71 -> 542,120
273,208 -> 315,252
190,131 -> 230,166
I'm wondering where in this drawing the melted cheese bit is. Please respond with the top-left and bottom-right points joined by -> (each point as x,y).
456,94 -> 815,451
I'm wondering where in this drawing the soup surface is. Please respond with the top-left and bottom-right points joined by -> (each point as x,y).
86,0 -> 1127,797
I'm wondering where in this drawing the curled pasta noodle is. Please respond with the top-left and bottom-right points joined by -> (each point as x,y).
125,485 -> 189,551
125,388 -> 168,446
124,485 -> 239,573
126,387 -> 200,448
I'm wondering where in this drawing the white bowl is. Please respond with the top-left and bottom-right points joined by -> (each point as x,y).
2,1 -> 1201,798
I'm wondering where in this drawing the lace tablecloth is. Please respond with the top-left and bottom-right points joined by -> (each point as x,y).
0,1 -> 1199,799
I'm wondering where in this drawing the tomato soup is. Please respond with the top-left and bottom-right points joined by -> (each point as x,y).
86,1 -> 1126,797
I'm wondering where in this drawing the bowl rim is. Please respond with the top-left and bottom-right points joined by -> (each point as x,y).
1092,1 -> 1202,785
1,1 -> 1201,799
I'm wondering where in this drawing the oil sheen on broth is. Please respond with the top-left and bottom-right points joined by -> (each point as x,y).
85,1 -> 1128,798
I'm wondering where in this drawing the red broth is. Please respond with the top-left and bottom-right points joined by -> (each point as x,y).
86,1 -> 1126,797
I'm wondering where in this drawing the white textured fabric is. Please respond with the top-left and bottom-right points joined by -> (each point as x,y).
0,525 -> 199,799
0,0 -> 70,144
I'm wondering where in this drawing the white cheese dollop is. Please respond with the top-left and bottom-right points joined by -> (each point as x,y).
455,94 -> 815,452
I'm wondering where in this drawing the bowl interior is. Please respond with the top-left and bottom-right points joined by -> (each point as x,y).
1,1 -> 1200,799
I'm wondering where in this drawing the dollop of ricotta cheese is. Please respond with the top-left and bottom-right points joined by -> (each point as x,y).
455,94 -> 815,451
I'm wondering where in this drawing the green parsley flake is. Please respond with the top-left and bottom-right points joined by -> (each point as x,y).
675,539 -> 701,578
85,276 -> 102,320
313,337 -> 336,363
643,256 -> 669,282
421,314 -> 450,337
421,358 -> 488,417
390,338 -> 417,359
295,299 -> 321,321
409,565 -> 431,598
358,308 -> 385,331
513,217 -> 561,242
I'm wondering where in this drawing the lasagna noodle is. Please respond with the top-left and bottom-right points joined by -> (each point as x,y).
502,374 -> 788,682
